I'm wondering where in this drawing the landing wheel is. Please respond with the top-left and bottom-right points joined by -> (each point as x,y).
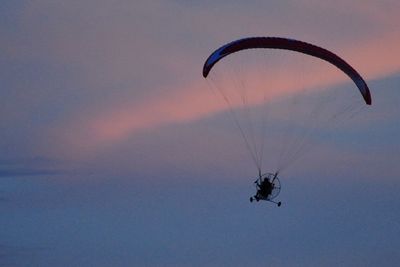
250,197 -> 253,202
277,202 -> 281,207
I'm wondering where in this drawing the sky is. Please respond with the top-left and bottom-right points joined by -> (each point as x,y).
1,1 -> 400,266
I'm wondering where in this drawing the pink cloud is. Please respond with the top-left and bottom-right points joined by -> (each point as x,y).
52,30 -> 399,158
20,0 -> 396,158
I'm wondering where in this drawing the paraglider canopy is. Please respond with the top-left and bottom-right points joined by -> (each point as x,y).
203,37 -> 371,105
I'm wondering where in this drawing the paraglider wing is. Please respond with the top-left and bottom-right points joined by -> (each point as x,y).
203,37 -> 371,105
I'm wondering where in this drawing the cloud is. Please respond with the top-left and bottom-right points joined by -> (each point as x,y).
0,157 -> 69,178
53,30 -> 400,156
2,0 -> 399,159
0,169 -> 63,178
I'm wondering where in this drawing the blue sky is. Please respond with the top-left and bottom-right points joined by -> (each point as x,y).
1,1 -> 400,266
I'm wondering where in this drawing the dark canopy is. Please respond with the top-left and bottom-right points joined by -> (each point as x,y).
203,37 -> 371,105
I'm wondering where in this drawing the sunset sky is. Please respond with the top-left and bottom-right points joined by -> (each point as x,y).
1,1 -> 400,266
